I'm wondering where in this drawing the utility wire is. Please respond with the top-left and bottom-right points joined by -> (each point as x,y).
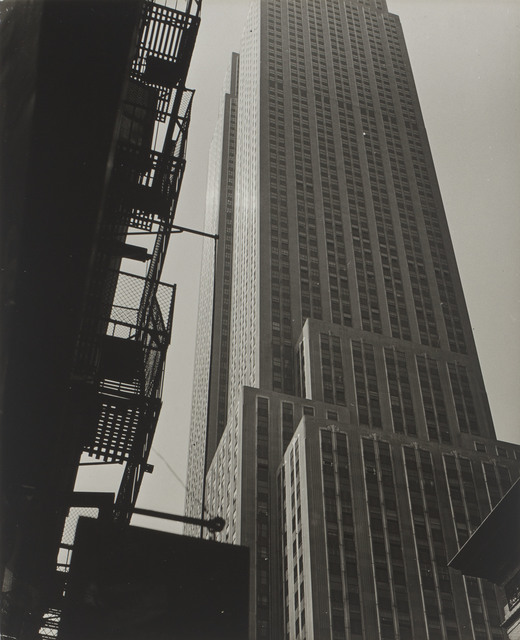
150,447 -> 217,537
151,446 -> 186,491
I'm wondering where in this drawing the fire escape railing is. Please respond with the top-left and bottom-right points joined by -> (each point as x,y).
73,0 -> 200,518
83,271 -> 175,464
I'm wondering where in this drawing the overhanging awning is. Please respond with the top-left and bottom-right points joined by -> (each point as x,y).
449,480 -> 520,585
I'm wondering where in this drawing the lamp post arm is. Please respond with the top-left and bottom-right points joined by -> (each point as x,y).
132,507 -> 225,533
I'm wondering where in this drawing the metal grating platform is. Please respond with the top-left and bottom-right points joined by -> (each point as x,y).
131,2 -> 199,119
82,272 -> 175,463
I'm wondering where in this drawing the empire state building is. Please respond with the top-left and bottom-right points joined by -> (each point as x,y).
185,1 -> 520,638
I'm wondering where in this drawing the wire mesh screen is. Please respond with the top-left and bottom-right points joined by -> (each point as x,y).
39,609 -> 61,639
107,271 -> 174,338
143,309 -> 165,397
82,272 -> 174,463
107,272 -> 144,337
61,507 -> 100,547
154,281 -> 175,334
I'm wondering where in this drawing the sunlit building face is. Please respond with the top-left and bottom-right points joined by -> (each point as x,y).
185,1 -> 520,638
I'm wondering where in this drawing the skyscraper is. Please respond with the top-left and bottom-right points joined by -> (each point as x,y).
185,1 -> 520,638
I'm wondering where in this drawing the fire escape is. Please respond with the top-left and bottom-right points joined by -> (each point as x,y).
35,1 -> 202,637
73,0 -> 201,520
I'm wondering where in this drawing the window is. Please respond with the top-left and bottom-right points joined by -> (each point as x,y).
505,571 -> 520,610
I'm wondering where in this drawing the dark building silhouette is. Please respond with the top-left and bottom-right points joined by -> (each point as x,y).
184,0 -> 520,638
1,2 -> 249,639
59,516 -> 249,640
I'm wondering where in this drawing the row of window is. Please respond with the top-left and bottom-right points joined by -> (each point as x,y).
313,430 -> 516,639
265,0 -> 466,356
321,429 -> 364,639
317,332 -> 487,439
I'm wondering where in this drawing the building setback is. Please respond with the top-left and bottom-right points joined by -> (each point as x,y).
185,0 -> 520,638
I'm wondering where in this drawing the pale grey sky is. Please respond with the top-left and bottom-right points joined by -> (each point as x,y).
77,1 -> 520,532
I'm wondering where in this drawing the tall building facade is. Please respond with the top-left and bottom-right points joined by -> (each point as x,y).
185,1 -> 520,639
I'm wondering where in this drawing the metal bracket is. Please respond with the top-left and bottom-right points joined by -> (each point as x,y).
132,507 -> 225,533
